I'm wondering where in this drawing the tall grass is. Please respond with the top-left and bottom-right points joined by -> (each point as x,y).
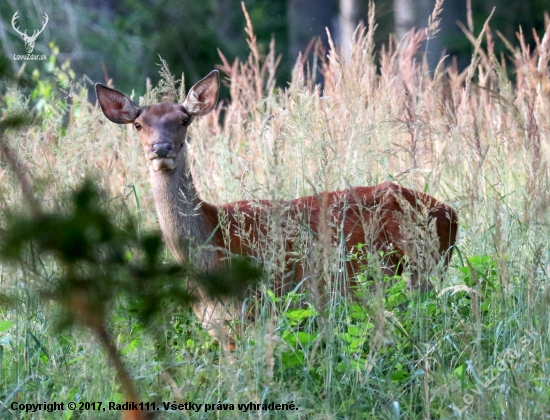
1,5 -> 550,419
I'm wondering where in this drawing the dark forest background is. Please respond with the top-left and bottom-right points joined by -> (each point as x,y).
0,0 -> 548,96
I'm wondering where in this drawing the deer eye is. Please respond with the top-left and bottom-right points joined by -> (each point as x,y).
134,122 -> 142,130
182,117 -> 190,126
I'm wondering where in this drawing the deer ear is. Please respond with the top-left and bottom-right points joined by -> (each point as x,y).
96,84 -> 140,124
182,70 -> 219,117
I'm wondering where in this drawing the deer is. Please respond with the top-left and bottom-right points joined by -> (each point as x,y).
96,70 -> 458,351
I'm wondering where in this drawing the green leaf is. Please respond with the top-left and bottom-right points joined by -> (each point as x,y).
454,364 -> 466,379
348,338 -> 365,351
0,320 -> 13,332
391,368 -> 408,382
348,325 -> 359,336
295,331 -> 317,346
285,307 -> 318,322
266,289 -> 281,303
281,350 -> 305,369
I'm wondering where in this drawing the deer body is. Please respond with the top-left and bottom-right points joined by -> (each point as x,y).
96,71 -> 458,350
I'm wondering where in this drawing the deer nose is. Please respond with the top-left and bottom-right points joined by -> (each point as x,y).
151,142 -> 173,158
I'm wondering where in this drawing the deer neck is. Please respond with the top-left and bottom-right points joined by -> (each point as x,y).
149,156 -> 218,268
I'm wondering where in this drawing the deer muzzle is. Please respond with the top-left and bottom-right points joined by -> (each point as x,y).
150,142 -> 178,171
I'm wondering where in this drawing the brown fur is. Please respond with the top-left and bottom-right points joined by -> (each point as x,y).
215,182 -> 458,291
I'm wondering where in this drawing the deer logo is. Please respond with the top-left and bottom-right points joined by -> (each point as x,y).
11,11 -> 49,54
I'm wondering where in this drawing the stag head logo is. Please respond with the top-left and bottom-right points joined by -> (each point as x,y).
11,11 -> 49,54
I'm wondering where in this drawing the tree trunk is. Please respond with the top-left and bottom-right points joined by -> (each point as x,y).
339,0 -> 360,61
393,0 -> 415,42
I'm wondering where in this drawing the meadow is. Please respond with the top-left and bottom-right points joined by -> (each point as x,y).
1,7 -> 550,419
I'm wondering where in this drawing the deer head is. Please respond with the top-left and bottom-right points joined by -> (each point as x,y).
95,70 -> 219,173
11,11 -> 49,54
